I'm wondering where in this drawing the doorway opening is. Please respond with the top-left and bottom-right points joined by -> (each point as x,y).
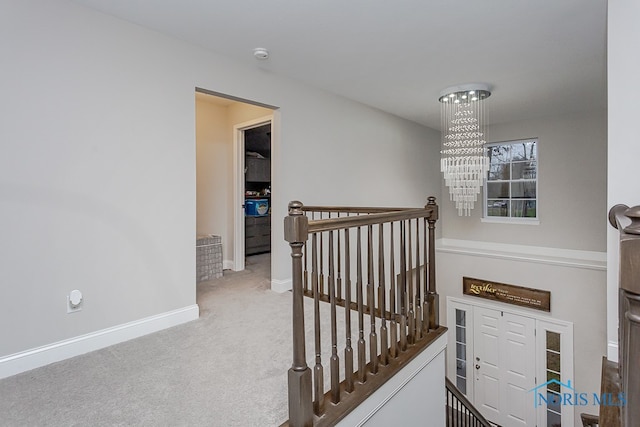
233,118 -> 273,271
195,88 -> 275,279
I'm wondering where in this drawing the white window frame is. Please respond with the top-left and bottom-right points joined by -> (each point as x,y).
482,138 -> 539,225
446,300 -> 475,402
536,319 -> 575,427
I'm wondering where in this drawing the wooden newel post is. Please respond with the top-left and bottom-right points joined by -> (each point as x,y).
285,201 -> 313,427
614,205 -> 640,427
426,196 -> 439,330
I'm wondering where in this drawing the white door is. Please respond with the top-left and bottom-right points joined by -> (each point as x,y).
474,307 -> 502,421
474,307 -> 536,426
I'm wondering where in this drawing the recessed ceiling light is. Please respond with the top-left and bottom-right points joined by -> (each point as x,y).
253,48 -> 269,60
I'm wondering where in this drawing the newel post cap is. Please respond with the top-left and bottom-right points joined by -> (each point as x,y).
288,201 -> 304,215
284,201 -> 309,243
426,196 -> 439,221
624,205 -> 640,235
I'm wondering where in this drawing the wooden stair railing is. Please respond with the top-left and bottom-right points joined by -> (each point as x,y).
606,204 -> 640,427
284,197 -> 445,426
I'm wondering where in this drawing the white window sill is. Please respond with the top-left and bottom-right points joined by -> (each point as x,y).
481,217 -> 540,226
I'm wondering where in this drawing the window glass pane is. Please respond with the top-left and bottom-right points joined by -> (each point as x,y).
547,371 -> 561,392
487,200 -> 509,217
487,182 -> 509,198
456,359 -> 466,377
524,141 -> 537,160
512,161 -> 537,180
511,200 -> 536,218
511,143 -> 525,160
456,375 -> 467,394
547,408 -> 561,427
456,326 -> 466,343
547,350 -> 560,373
510,141 -> 537,161
455,309 -> 466,327
489,162 -> 510,180
547,331 -> 560,352
547,391 -> 562,414
488,145 -> 510,163
511,182 -> 536,198
456,343 -> 466,359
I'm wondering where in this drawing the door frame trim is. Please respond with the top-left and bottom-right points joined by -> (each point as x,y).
232,115 -> 273,271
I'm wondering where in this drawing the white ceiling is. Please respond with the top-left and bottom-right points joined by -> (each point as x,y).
72,0 -> 607,130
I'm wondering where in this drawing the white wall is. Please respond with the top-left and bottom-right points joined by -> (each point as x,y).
0,0 -> 440,363
272,99 -> 442,285
195,97 -> 272,267
441,110 -> 607,252
1,0 -> 198,357
196,100 -> 229,255
607,0 -> 640,360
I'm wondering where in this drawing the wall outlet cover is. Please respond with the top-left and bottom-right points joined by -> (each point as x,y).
67,291 -> 83,314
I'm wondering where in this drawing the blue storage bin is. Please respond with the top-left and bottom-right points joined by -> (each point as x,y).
245,199 -> 269,216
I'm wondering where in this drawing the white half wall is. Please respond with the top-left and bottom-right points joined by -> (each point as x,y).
607,0 -> 640,361
336,333 -> 447,427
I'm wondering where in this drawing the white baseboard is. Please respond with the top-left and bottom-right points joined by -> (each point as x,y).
223,260 -> 234,270
0,304 -> 199,380
271,278 -> 292,293
608,341 -> 619,362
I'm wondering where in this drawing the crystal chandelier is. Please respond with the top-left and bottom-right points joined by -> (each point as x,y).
439,83 -> 491,216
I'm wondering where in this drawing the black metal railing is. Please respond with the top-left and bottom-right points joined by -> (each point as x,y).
445,377 -> 492,427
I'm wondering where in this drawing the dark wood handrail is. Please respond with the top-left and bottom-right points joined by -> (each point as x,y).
445,377 -> 492,427
302,206 -> 414,214
307,207 -> 436,233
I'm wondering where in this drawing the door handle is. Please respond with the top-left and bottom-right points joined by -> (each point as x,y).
475,364 -> 480,370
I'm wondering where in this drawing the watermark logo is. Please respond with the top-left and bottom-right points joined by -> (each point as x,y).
529,379 -> 626,408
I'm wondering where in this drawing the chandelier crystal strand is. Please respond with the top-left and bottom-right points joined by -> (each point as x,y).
439,84 -> 491,216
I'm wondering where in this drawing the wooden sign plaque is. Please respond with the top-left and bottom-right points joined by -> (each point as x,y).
462,276 -> 551,312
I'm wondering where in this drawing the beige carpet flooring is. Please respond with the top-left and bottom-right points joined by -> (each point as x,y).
0,253 -> 294,427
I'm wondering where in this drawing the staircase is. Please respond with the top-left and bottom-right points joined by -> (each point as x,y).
445,377 -> 492,427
